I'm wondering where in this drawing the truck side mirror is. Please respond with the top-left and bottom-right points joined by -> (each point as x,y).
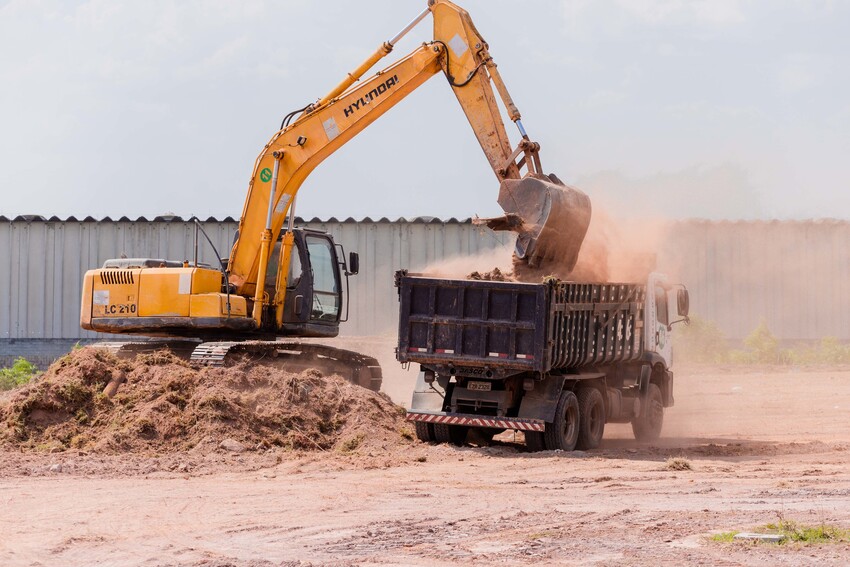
348,252 -> 359,275
677,288 -> 689,317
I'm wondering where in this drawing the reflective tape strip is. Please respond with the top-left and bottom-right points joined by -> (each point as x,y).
435,349 -> 455,354
410,347 -> 428,352
516,354 -> 534,360
406,412 -> 545,432
488,352 -> 508,358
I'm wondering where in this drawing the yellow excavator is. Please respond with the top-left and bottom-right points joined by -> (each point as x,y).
80,0 -> 592,389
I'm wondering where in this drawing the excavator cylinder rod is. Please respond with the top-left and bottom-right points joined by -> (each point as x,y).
391,6 -> 432,46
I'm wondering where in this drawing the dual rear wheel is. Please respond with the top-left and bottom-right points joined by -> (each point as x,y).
413,421 -> 468,445
526,386 -> 606,452
416,383 -> 657,452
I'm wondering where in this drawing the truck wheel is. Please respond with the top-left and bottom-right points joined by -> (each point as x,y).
414,421 -> 434,442
544,390 -> 580,451
525,431 -> 546,452
576,387 -> 606,450
433,423 -> 468,446
631,383 -> 664,442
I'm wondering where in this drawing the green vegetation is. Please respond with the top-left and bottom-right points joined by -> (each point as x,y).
0,357 -> 39,391
711,521 -> 850,545
710,531 -> 739,542
675,316 -> 850,365
762,520 -> 850,544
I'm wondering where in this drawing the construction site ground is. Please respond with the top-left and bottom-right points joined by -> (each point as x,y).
2,346 -> 850,566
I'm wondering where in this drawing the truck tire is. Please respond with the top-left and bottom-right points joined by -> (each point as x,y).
433,423 -> 468,446
414,421 -> 434,442
544,390 -> 580,451
576,387 -> 606,450
525,431 -> 546,452
631,383 -> 664,442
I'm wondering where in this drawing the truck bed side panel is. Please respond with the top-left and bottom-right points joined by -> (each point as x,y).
549,282 -> 646,368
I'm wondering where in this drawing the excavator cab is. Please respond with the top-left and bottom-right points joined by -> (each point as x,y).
266,228 -> 356,338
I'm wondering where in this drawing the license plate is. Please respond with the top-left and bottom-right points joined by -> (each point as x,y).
467,381 -> 491,391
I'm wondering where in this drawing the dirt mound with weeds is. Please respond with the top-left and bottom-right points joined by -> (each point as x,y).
0,347 -> 412,455
467,267 -> 514,281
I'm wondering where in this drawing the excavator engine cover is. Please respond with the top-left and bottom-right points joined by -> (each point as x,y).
496,175 -> 591,271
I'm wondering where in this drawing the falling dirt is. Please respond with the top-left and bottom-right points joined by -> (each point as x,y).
0,347 -> 411,457
467,267 -> 513,281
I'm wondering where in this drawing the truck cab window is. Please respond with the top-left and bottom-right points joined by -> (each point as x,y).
655,286 -> 669,326
306,236 -> 340,321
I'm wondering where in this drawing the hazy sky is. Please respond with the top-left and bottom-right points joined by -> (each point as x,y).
1,0 -> 848,221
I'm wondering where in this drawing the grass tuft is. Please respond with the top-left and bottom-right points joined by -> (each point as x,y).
711,520 -> 850,545
337,434 -> 365,454
665,456 -> 693,471
762,521 -> 850,544
711,531 -> 739,542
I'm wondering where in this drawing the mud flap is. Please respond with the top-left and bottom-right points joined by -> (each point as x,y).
635,364 -> 652,418
410,370 -> 445,413
663,369 -> 674,407
518,374 -> 566,423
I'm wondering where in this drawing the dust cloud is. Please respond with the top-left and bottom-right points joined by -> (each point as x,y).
418,244 -> 516,280
415,207 -> 672,285
468,210 -> 672,285
569,209 -> 671,283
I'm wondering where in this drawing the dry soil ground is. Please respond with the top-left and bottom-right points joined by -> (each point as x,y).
2,362 -> 850,566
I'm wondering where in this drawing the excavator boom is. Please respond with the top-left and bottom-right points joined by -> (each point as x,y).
80,0 -> 591,364
229,0 -> 591,318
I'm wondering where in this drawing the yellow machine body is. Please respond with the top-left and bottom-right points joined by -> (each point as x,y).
81,267 -> 248,336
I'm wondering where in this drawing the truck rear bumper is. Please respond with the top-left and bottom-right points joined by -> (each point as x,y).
406,410 -> 544,432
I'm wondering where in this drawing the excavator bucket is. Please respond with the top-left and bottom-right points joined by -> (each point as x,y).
480,175 -> 591,272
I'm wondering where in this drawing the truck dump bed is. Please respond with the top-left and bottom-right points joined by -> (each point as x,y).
396,272 -> 647,376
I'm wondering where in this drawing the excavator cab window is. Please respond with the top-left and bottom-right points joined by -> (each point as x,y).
287,247 -> 303,289
306,235 -> 340,321
266,238 -> 304,295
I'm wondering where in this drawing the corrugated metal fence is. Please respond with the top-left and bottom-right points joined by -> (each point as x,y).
1,216 -> 848,342
661,219 -> 850,342
0,216 -> 512,340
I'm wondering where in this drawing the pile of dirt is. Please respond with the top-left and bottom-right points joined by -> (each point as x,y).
467,267 -> 515,281
0,347 -> 412,455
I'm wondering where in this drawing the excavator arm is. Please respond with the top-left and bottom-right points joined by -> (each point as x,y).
228,0 -> 591,328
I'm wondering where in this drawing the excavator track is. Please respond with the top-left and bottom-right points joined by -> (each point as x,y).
92,339 -> 383,392
92,340 -> 201,360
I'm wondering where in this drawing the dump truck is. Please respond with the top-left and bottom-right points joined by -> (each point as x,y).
397,271 -> 690,450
